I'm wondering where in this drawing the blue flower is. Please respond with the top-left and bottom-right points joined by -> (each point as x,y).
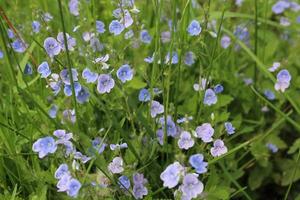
82,68 -> 98,83
275,69 -> 291,92
187,20 -> 202,36
92,137 -> 107,154
266,143 -> 278,153
96,20 -> 105,33
138,88 -> 151,102
90,37 -> 104,52
11,39 -> 27,53
158,116 -> 178,137
38,61 -> 51,78
116,64 -> 133,83
156,129 -> 164,145
184,51 -> 195,66
109,20 -> 125,35
62,109 -> 76,124
178,131 -> 195,150
43,12 -> 53,22
224,122 -> 235,135
140,30 -> 152,44
55,164 -> 70,179
204,89 -> 217,106
32,136 -> 57,158
7,29 -> 14,39
67,178 -> 81,197
57,32 -> 76,51
64,82 -> 81,96
60,69 -> 79,85
108,157 -> 124,174
160,162 -> 184,188
57,174 -> 71,192
165,52 -> 178,64
133,173 -> 148,199
179,173 -> 204,199
24,63 -> 33,75
97,74 -> 115,94
49,104 -> 58,118
150,100 -> 164,118
189,154 -> 208,174
69,0 -> 80,16
214,84 -> 224,94
125,30 -> 134,39
210,139 -> 228,157
195,123 -> 214,143
0,50 -> 3,59
122,10 -> 133,28
32,21 -> 41,33
76,87 -> 90,103
44,37 -> 61,58
144,54 -> 154,63
272,1 -> 290,14
118,175 -> 131,190
264,89 -> 275,100
221,35 -> 231,49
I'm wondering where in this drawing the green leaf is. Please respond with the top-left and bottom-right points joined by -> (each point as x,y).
126,78 -> 147,89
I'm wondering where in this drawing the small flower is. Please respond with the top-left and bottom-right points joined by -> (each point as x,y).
57,174 -> 71,192
214,84 -> 224,94
109,20 -> 125,35
140,30 -> 152,44
121,10 -> 133,28
144,54 -> 154,63
165,51 -> 178,64
158,116 -> 178,137
82,68 -> 98,83
108,157 -> 124,174
60,69 -> 79,85
224,122 -> 235,135
138,88 -> 151,102
11,39 -> 27,53
7,29 -> 14,39
125,29 -> 134,39
280,17 -> 290,26
116,64 -> 133,83
90,37 -> 104,52
57,32 -> 76,51
110,143 -> 128,150
96,20 -> 105,33
210,139 -> 228,157
133,173 -> 148,199
118,175 -> 131,190
97,74 -> 115,94
150,101 -> 164,118
43,12 -> 53,22
179,173 -> 204,199
272,1 -> 290,14
178,131 -> 195,150
69,0 -> 80,16
203,89 -> 217,106
32,136 -> 57,158
161,31 -> 171,43
44,37 -> 61,57
184,51 -> 195,66
66,178 -> 81,197
55,164 -> 70,179
32,21 -> 41,33
156,129 -> 164,145
268,62 -> 280,72
274,69 -> 291,92
189,154 -> 208,174
74,152 -> 91,163
38,61 -> 51,78
76,87 -> 90,103
264,89 -> 275,100
221,35 -> 231,49
266,143 -> 278,153
195,123 -> 214,143
24,63 -> 33,75
62,109 -> 76,124
49,104 -> 58,118
92,137 -> 107,154
63,82 -> 81,96
160,162 -> 184,189
187,20 -> 202,36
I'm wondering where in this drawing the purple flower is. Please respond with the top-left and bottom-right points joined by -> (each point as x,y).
156,129 -> 164,145
140,30 -> 152,44
184,51 -> 195,66
138,88 -> 151,102
7,29 -> 14,39
158,116 -> 178,137
118,175 -> 131,190
69,0 -> 80,16
97,74 -> 115,94
179,173 -> 204,199
49,104 -> 58,118
160,162 -> 184,188
266,143 -> 278,153
221,35 -> 231,49
44,37 -> 61,58
109,20 -> 125,35
116,64 -> 133,83
204,89 -> 217,106
150,100 -> 164,118
74,152 -> 91,163
133,173 -> 148,186
187,20 -> 201,36
82,68 -> 98,83
0,50 -> 3,59
108,157 -> 124,174
144,54 -> 154,63
57,174 -> 71,192
264,89 -> 275,100
32,136 -> 57,158
11,39 -> 27,53
96,20 -> 105,33
32,21 -> 41,33
195,123 -> 214,143
165,51 -> 178,64
67,178 -> 81,197
60,69 -> 78,85
92,137 -> 107,154
161,31 -> 171,43
133,183 -> 148,199
280,17 -> 290,26
24,63 -> 33,75
224,122 -> 235,135
121,10 -> 133,28
125,29 -> 134,39
210,139 -> 228,157
38,61 -> 51,78
189,154 -> 208,174
178,131 -> 195,150
214,84 -> 224,94
268,62 -> 280,72
90,37 -> 104,52
76,87 -> 90,103
272,1 -> 290,14
275,69 -> 291,92
57,32 -> 76,51
43,12 -> 53,22
64,82 -> 81,96
62,109 -> 76,124
55,164 -> 70,179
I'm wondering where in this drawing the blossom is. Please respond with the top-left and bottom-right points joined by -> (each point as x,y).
203,89 -> 217,106
184,51 -> 195,66
116,64 -> 133,83
274,69 -> 291,92
150,100 -> 164,118
140,30 -> 152,44
121,10 -> 133,28
210,139 -> 228,157
63,82 -> 81,96
178,131 -> 195,150
214,84 -> 224,94
32,136 -> 57,158
109,20 -> 125,35
189,154 -> 208,174
49,104 -> 58,118
32,21 -> 41,33
57,174 -> 71,192
165,51 -> 178,64
138,88 -> 151,102
125,30 -> 134,39
195,123 -> 214,143
11,39 -> 27,53
55,164 -> 70,179
272,1 -> 290,14
133,173 -> 148,199
74,152 -> 91,163
37,61 -> 51,78
224,122 -> 235,135
43,12 -> 53,22
158,116 -> 178,137
268,62 -> 280,72
221,35 -> 231,49
160,162 -> 184,188
179,173 -> 204,199
110,143 -> 128,150
24,63 -> 33,75
156,129 -> 164,145
90,37 -> 104,52
161,31 -> 171,43
266,143 -> 278,153
108,157 -> 124,174
280,17 -> 290,26
187,20 -> 201,36
69,0 -> 80,16
76,87 -> 90,103
97,74 -> 115,94
66,178 -> 81,197
57,32 -> 76,51
82,68 -> 98,83
96,20 -> 105,33
62,109 -> 76,124
92,137 -> 107,154
264,89 -> 275,100
44,37 -> 61,57
7,28 -> 14,38
118,175 -> 131,189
